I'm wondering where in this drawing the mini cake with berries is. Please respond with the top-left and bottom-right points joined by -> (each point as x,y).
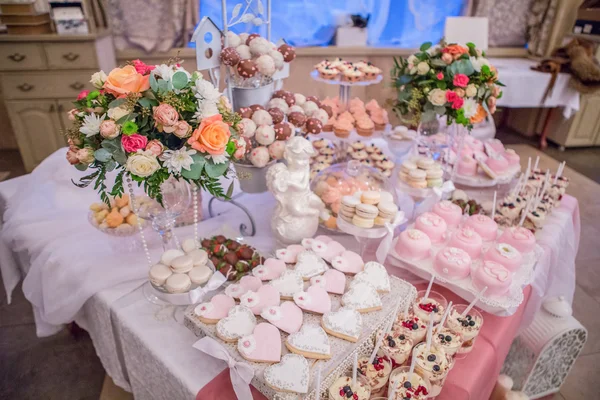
394,313 -> 427,343
378,331 -> 413,366
413,342 -> 451,397
357,355 -> 392,392
433,328 -> 463,356
413,290 -> 447,324
328,375 -> 371,400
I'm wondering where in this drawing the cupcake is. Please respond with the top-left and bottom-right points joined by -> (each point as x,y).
355,116 -> 374,137
370,108 -> 388,130
333,119 -> 353,138
342,67 -> 363,82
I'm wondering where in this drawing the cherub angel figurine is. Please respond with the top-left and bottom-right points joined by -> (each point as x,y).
267,136 -> 325,245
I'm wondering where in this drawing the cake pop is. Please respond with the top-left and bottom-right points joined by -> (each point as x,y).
220,47 -> 240,66
237,59 -> 257,78
268,108 -> 284,124
278,44 -> 296,62
255,125 -> 276,146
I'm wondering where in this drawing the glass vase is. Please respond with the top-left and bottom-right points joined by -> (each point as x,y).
417,117 -> 445,161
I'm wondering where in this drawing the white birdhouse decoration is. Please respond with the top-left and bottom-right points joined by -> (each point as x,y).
191,16 -> 223,72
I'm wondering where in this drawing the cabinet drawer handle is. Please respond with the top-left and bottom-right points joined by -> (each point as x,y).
58,104 -> 64,112
17,83 -> 34,92
49,104 -> 55,112
62,52 -> 80,62
70,82 -> 85,90
8,53 -> 26,62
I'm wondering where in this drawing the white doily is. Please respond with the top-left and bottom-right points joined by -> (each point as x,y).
310,70 -> 383,87
184,276 -> 416,399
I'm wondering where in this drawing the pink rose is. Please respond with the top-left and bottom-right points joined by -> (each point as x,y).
145,139 -> 164,156
451,97 -> 464,110
77,90 -> 90,101
131,59 -> 155,75
446,90 -> 459,103
454,88 -> 465,98
121,134 -> 148,153
153,103 -> 179,133
436,72 -> 444,80
66,147 -> 79,165
441,53 -> 453,65
67,108 -> 78,121
487,96 -> 497,108
491,85 -> 501,97
453,74 -> 469,88
489,104 -> 497,114
173,120 -> 192,138
69,136 -> 82,146
76,147 -> 95,164
99,120 -> 120,139
232,138 -> 246,160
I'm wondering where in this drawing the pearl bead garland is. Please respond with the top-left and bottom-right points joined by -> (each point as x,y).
126,176 -> 152,266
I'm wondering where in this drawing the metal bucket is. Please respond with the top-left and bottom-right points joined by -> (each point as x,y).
233,161 -> 275,194
231,82 -> 274,111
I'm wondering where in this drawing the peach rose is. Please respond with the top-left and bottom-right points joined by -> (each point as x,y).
487,96 -> 497,107
99,120 -> 120,139
491,85 -> 501,97
145,139 -> 164,156
76,147 -> 95,164
454,88 -> 466,98
68,108 -> 79,121
441,53 -> 453,65
443,44 -> 469,60
173,120 -> 192,138
103,65 -> 150,98
66,147 -> 79,165
469,104 -> 487,124
187,114 -> 231,155
153,103 -> 179,133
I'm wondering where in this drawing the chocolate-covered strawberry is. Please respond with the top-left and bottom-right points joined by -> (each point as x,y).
237,245 -> 254,260
235,260 -> 250,273
223,252 -> 239,266
212,243 -> 227,257
226,240 -> 240,251
201,238 -> 213,249
214,235 -> 227,244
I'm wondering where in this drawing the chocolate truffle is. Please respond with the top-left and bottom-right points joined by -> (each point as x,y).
249,104 -> 265,113
305,96 -> 321,107
238,107 -> 253,119
305,117 -> 323,134
288,111 -> 307,128
237,245 -> 254,260
220,47 -> 240,66
236,59 -> 257,78
246,33 -> 260,45
274,122 -> 293,140
278,44 -> 296,62
320,104 -> 333,118
282,92 -> 296,107
268,107 -> 285,124
272,90 -> 288,99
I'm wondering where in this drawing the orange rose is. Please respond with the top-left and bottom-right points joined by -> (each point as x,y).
443,44 -> 469,60
469,104 -> 487,124
103,65 -> 150,98
187,114 -> 231,155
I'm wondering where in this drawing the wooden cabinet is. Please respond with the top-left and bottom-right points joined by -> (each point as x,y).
545,92 -> 600,148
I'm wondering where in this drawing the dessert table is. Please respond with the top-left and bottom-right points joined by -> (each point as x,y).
0,148 -> 580,400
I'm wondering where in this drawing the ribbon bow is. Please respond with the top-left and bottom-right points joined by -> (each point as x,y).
376,212 -> 406,264
188,271 -> 227,304
415,180 -> 456,216
193,336 -> 255,400
432,180 -> 456,199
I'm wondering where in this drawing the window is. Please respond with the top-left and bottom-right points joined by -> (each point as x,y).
197,0 -> 466,47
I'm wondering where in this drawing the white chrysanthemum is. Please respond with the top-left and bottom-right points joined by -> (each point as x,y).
206,153 -> 229,164
160,148 -> 197,175
152,64 -> 175,81
194,78 -> 221,101
80,113 -> 106,137
470,56 -> 490,73
462,98 -> 479,119
426,44 -> 441,56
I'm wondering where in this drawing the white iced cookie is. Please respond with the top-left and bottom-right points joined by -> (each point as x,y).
342,281 -> 382,312
165,273 -> 191,293
188,249 -> 208,267
294,251 -> 328,280
181,238 -> 198,253
149,264 -> 172,286
170,255 -> 194,274
322,307 -> 363,342
188,265 -> 212,285
160,249 -> 185,266
216,305 -> 256,342
269,270 -> 304,299
286,324 -> 331,359
353,261 -> 391,293
264,354 -> 309,394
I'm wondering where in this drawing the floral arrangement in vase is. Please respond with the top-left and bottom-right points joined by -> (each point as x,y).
390,41 -> 504,129
65,59 -> 246,204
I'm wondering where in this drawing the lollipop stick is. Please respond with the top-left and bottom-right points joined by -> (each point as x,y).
518,201 -> 530,227
369,297 -> 401,364
388,385 -> 396,400
436,301 -> 453,333
491,191 -> 497,220
352,353 -> 358,387
526,157 -> 531,175
462,286 -> 488,317
421,275 -> 435,304
425,316 -> 435,354
408,347 -> 417,380
315,364 -> 322,400
533,156 -> 540,172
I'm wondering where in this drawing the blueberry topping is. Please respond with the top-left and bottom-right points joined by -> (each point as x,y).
433,365 -> 441,372
372,358 -> 379,365
438,334 -> 445,339
412,323 -> 419,330
433,307 -> 439,313
404,381 -> 412,389
388,339 -> 396,347
445,335 -> 452,342
466,315 -> 472,320
346,391 -> 353,398
427,354 -> 436,362
343,385 -> 351,393
399,334 -> 406,340
469,320 -> 476,326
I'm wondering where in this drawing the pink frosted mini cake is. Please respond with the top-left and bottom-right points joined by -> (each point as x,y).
488,138 -> 505,153
483,243 -> 522,272
434,247 -> 472,280
448,228 -> 483,259
472,261 -> 512,296
498,226 -> 536,253
484,153 -> 509,176
464,135 -> 484,152
415,212 -> 448,243
395,229 -> 432,261
503,149 -> 520,167
457,156 -> 477,176
432,200 -> 463,228
464,214 -> 498,242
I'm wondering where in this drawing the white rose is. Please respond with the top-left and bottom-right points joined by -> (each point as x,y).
417,61 -> 430,75
107,106 -> 130,121
462,98 -> 479,119
428,88 -> 447,106
409,67 -> 417,75
470,56 -> 490,73
465,84 -> 477,98
426,45 -> 441,56
90,71 -> 107,89
407,55 -> 417,65
126,150 -> 160,177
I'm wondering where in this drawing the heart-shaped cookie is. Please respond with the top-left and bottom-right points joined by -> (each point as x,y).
240,285 -> 281,315
260,301 -> 303,334
342,281 -> 382,313
293,285 -> 331,314
252,258 -> 287,281
264,354 -> 309,394
224,275 -> 262,299
294,251 -> 328,280
237,322 -> 281,363
275,244 -> 305,263
216,305 -> 256,342
311,240 -> 345,262
269,270 -> 304,300
310,269 -> 346,295
314,235 -> 333,243
331,250 -> 364,275
322,307 -> 363,342
286,324 -> 331,359
353,261 -> 391,293
194,294 -> 236,324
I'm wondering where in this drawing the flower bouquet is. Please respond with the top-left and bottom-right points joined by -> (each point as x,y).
390,41 -> 504,129
66,59 -> 246,205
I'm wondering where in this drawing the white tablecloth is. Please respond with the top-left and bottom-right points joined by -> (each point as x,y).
0,148 -> 580,398
492,58 -> 580,118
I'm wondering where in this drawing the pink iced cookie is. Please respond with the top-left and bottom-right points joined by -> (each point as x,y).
261,301 -> 303,334
448,228 -> 483,259
465,135 -> 484,152
252,258 -> 287,281
464,214 -> 498,242
457,155 -> 477,176
472,261 -> 512,296
331,250 -> 364,275
415,212 -> 448,243
434,247 -> 472,280
395,229 -> 432,261
498,226 -> 536,253
194,294 -> 236,323
311,240 -> 345,262
432,200 -> 463,228
238,322 -> 282,363
276,244 -> 305,263
240,285 -> 281,315
225,275 -> 263,299
314,235 -> 333,243
484,243 -> 523,272
310,269 -> 346,295
293,285 -> 332,314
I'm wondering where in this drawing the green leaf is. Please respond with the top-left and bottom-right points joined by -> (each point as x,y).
430,59 -> 447,68
477,86 -> 486,98
456,59 -> 475,76
423,102 -> 434,112
497,91 -> 503,100
181,154 -> 207,180
417,79 -> 434,86
113,148 -> 127,165
157,79 -> 169,94
225,181 -> 235,198
94,148 -> 112,162
419,42 -> 432,51
495,80 -> 506,87
466,42 -> 475,49
172,71 -> 189,90
436,81 -> 447,90
87,90 -> 100,100
226,141 -> 236,157
75,163 -> 88,171
421,110 -> 436,122
481,64 -> 491,76
101,138 -> 120,152
149,73 -> 158,92
138,97 -> 158,109
109,98 -> 126,109
397,75 -> 413,85
460,53 -> 470,60
106,159 -> 117,172
117,113 -> 138,125
434,106 -> 447,115
205,160 -> 230,179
